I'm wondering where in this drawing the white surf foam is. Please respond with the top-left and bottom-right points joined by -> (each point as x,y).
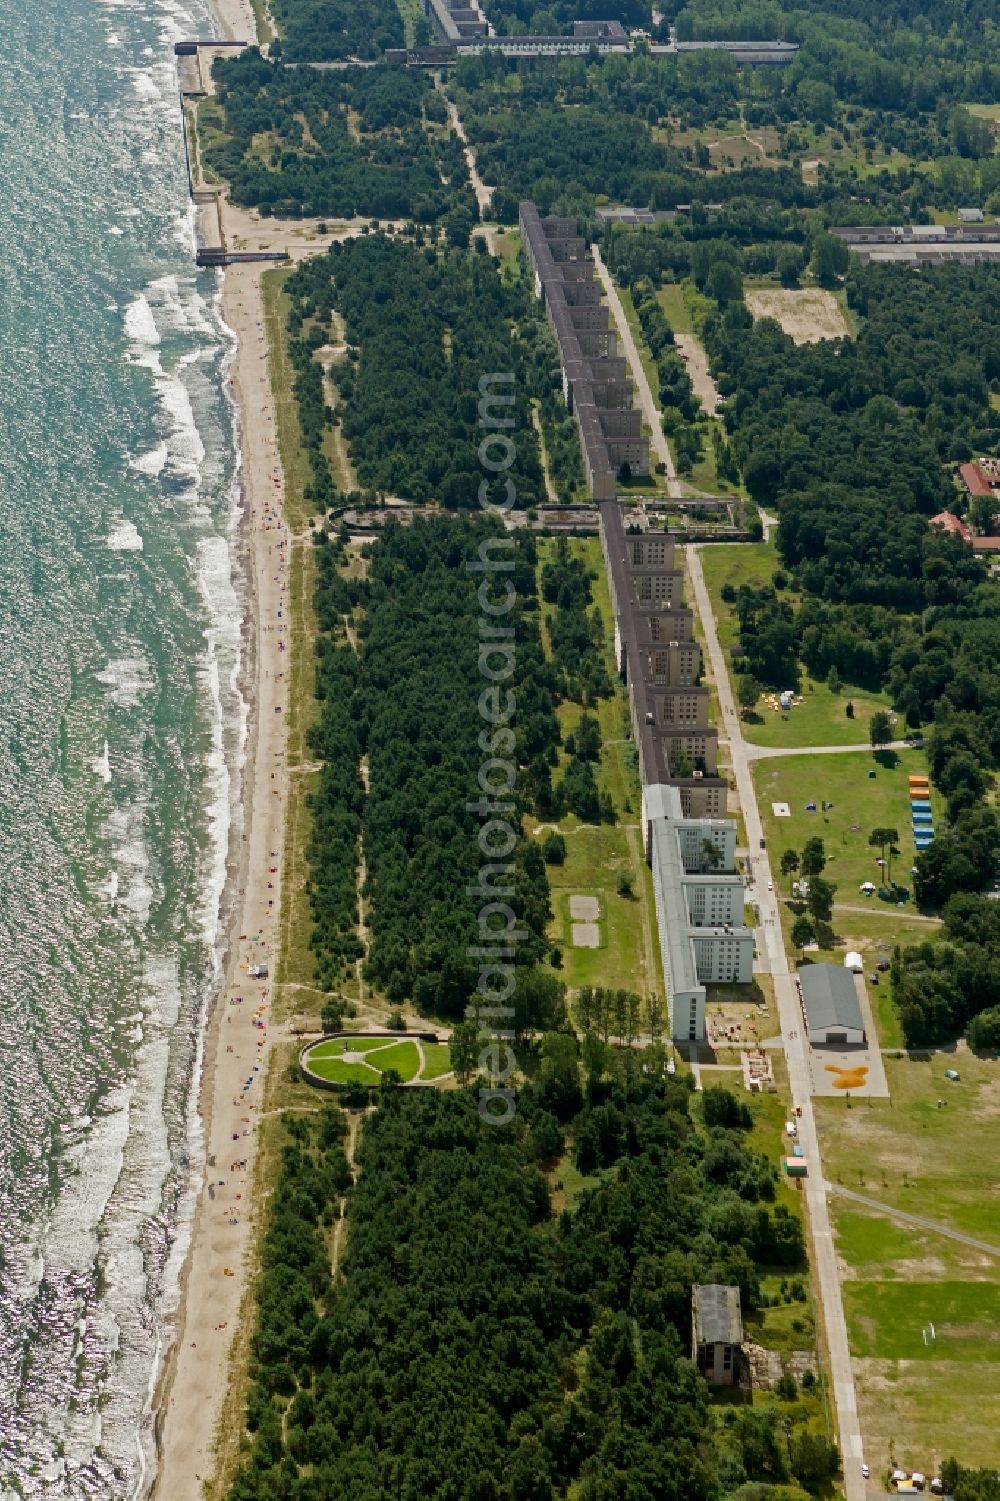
124,294 -> 159,348
156,371 -> 205,479
93,739 -> 112,785
130,442 -> 168,478
131,71 -> 160,102
107,519 -> 144,552
95,656 -> 156,709
148,273 -> 215,338
102,805 -> 153,928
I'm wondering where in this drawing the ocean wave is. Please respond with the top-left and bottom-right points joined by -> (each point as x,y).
148,272 -> 215,338
102,803 -> 153,929
130,441 -> 168,478
156,369 -> 205,479
93,739 -> 112,784
124,293 -> 159,348
95,655 -> 156,709
107,519 -> 144,551
131,71 -> 162,103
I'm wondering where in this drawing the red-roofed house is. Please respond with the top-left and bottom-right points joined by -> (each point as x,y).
930,510 -> 972,542
959,462 -> 992,496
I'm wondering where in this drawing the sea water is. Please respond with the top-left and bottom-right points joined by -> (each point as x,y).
0,0 -> 245,1493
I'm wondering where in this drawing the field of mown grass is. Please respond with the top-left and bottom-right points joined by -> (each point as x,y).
820,1047 -> 1000,1469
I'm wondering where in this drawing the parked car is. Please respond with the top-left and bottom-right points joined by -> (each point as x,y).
876,959 -> 890,972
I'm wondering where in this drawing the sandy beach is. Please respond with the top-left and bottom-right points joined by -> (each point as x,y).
151,0 -> 293,1492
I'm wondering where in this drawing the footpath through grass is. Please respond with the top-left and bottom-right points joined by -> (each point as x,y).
304,1035 -> 450,1085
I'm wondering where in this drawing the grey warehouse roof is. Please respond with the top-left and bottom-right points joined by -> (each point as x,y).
692,1284 -> 742,1345
799,964 -> 864,1033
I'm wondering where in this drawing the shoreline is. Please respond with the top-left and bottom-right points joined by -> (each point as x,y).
150,0 -> 293,1491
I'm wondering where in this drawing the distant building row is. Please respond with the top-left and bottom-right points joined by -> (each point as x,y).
387,5 -> 798,64
600,502 -> 753,1042
832,221 -> 1000,265
520,202 -> 649,500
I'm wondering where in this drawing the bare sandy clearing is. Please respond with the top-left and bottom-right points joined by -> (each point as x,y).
745,287 -> 850,344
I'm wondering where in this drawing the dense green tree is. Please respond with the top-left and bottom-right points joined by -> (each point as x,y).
810,231 -> 849,285
791,914 -> 815,955
228,1078 -> 819,1500
799,837 -> 826,879
449,1020 -> 481,1084
869,709 -> 893,749
806,876 -> 836,924
737,673 -> 761,716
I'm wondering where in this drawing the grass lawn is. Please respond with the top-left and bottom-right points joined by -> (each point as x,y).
494,229 -> 521,265
545,824 -> 658,995
262,267 -> 317,534
306,1053 -> 382,1084
845,1278 -> 1000,1361
745,683 -> 894,750
698,540 -> 895,746
305,1035 -> 424,1083
832,1127 -> 1000,1471
870,964 -> 904,1050
834,1205 -> 998,1280
549,1147 -> 602,1212
248,0 -> 274,43
656,280 -> 692,334
194,99 -> 232,185
698,539 -> 782,652
535,539 -> 664,998
364,1040 -> 423,1082
816,1049 -> 1000,1245
853,1352 -> 1000,1473
421,1042 -> 454,1079
753,747 -> 934,903
394,0 -> 423,45
746,1285 -> 817,1357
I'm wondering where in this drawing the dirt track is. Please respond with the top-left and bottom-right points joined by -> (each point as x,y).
675,334 -> 719,413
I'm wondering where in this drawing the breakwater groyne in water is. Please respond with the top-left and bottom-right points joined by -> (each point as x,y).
196,247 -> 288,267
173,38 -> 248,53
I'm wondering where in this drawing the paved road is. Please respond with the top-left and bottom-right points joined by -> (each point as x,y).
829,1184 -> 1000,1258
686,544 -> 867,1499
747,738 -> 913,761
591,243 -> 681,496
